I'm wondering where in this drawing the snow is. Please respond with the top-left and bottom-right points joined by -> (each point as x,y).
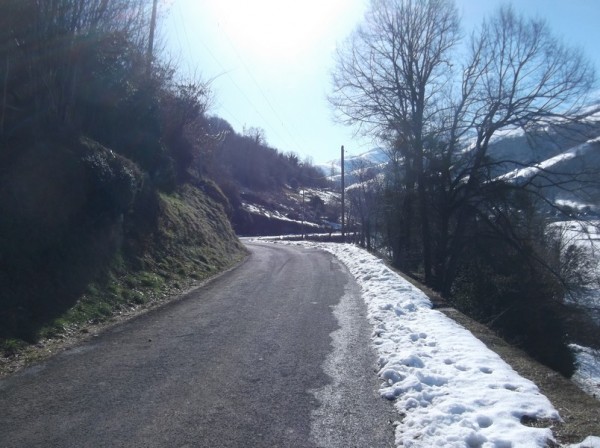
545,220 -> 600,401
489,126 -> 526,143
498,137 -> 600,182
297,188 -> 339,205
569,436 -> 600,448
571,345 -> 600,399
241,202 -> 321,228
256,239 -> 599,447
318,147 -> 389,177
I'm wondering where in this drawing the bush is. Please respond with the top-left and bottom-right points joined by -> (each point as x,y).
452,237 -> 577,377
0,137 -> 143,341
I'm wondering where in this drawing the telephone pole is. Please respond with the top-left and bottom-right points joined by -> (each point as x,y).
341,145 -> 345,242
146,0 -> 158,75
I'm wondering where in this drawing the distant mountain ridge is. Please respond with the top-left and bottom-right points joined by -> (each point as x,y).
236,114 -> 600,236
317,147 -> 388,185
316,117 -> 600,213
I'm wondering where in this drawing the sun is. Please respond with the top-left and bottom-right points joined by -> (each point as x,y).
205,0 -> 351,63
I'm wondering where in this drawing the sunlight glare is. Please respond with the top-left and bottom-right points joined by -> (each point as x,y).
206,0 -> 349,62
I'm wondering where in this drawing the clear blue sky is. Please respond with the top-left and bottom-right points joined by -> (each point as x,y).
160,0 -> 600,165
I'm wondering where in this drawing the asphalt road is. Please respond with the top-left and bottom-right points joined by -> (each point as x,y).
0,242 -> 395,447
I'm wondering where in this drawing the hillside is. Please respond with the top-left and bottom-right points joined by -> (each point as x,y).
231,187 -> 340,236
0,1 -> 252,358
0,136 -> 247,359
318,147 -> 389,185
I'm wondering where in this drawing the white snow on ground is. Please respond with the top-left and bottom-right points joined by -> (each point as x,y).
241,202 -> 321,228
498,137 -> 600,182
569,436 -> 600,448
571,345 -> 600,399
547,221 -> 600,400
257,239 -> 599,447
297,188 -> 339,205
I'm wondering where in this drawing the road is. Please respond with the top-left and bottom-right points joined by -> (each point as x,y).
0,242 -> 395,447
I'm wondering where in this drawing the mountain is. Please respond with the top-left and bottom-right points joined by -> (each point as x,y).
317,147 -> 389,185
487,115 -> 600,215
235,114 -> 600,236
232,186 -> 341,236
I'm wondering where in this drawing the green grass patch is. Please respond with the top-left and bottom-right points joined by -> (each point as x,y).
1,183 -> 247,361
0,339 -> 27,357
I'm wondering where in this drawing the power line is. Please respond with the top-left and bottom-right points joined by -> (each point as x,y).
219,29 -> 309,154
172,2 -> 310,154
173,3 -> 265,137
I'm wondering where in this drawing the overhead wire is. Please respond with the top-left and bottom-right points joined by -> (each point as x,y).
210,21 -> 298,151
174,2 -> 301,152
174,2 -> 245,131
218,29 -> 310,154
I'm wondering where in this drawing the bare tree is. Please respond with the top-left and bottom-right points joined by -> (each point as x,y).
243,126 -> 267,146
330,1 -> 597,303
436,5 -> 597,294
0,0 -> 152,138
330,0 -> 460,280
346,157 -> 382,250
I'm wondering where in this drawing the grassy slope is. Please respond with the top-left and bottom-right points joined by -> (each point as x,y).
0,182 -> 247,367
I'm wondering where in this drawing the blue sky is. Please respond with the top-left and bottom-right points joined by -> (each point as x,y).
161,0 -> 600,165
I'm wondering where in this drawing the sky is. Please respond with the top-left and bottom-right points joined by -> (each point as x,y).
160,0 -> 600,165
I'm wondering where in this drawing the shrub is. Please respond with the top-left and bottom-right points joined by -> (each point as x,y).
452,237 -> 577,377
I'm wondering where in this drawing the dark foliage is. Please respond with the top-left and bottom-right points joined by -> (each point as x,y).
0,0 -> 225,342
199,116 -> 331,224
0,137 -> 143,340
206,126 -> 328,192
450,200 -> 577,377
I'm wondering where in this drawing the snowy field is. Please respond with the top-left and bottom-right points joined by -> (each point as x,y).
255,239 -> 599,448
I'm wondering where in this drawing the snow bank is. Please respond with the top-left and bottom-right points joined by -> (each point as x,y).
277,241 -> 562,447
571,344 -> 600,399
498,137 -> 600,183
569,436 -> 600,448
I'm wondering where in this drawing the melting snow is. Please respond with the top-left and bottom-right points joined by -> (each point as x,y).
571,345 -> 600,399
259,240 -> 599,447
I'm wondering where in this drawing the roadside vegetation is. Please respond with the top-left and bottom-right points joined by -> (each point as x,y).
202,117 -> 331,234
330,0 -> 600,376
0,0 -> 338,360
0,0 -> 250,357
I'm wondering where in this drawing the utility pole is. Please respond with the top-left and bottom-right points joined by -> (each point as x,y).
301,189 -> 305,240
341,145 -> 345,242
146,0 -> 158,76
1,55 -> 8,134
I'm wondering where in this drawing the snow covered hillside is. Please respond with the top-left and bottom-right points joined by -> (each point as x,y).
233,187 -> 340,236
256,239 -> 600,448
318,147 -> 388,185
498,137 -> 600,213
547,220 -> 600,400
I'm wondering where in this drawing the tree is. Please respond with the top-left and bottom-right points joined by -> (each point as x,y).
329,0 -> 460,280
346,157 -> 382,250
243,126 -> 266,146
331,1 -> 597,292
0,0 -> 151,143
436,5 -> 597,295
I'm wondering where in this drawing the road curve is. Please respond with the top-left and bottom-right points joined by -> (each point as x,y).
0,242 -> 395,447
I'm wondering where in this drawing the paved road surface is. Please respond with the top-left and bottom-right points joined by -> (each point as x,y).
0,242 -> 395,447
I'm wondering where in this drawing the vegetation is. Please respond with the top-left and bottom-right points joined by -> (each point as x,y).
2,0 -> 598,382
0,0 -> 332,354
203,118 -> 328,192
0,0 -> 246,352
196,116 -> 333,234
331,0 -> 599,376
